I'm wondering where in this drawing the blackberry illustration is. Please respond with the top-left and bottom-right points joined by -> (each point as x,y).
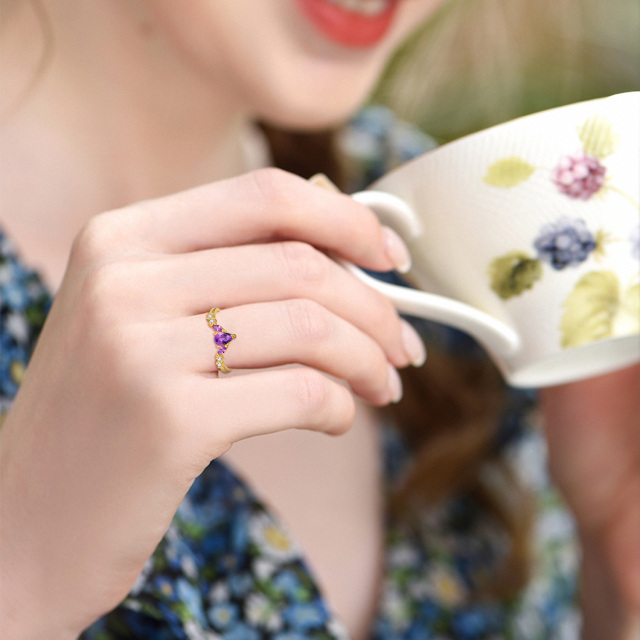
552,151 -> 606,200
534,217 -> 597,270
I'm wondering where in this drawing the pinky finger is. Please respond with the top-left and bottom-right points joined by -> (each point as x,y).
186,367 -> 356,448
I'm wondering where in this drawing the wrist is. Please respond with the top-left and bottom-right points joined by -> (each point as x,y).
1,467 -> 82,640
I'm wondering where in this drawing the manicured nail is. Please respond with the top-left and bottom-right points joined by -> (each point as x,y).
387,363 -> 403,404
382,226 -> 412,274
400,319 -> 427,367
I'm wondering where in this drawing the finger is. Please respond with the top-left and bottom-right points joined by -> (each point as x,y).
184,367 -> 357,446
164,301 -> 401,406
107,169 -> 404,272
149,242 -> 413,368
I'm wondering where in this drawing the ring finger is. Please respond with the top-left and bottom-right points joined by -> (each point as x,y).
160,301 -> 402,406
139,242 -> 413,368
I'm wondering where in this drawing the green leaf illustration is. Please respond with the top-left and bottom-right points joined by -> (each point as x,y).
577,115 -> 620,159
483,157 -> 536,188
488,252 -> 543,300
560,270 -> 621,349
615,282 -> 640,336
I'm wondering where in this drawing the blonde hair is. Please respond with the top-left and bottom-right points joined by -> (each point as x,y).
375,0 -> 640,142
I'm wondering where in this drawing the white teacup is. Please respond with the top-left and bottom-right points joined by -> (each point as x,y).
346,92 -> 639,388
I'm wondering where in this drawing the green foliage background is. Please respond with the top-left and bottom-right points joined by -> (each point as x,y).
375,0 -> 640,143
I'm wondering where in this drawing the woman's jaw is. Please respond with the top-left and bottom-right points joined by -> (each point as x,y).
242,0 -> 443,129
130,0 -> 442,131
7,0 -> 442,167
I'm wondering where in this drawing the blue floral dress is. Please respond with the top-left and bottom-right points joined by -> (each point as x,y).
0,107 -> 580,640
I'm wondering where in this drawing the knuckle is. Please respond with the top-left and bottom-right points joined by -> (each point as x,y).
277,241 -> 328,286
288,369 -> 356,435
70,209 -> 134,267
291,368 -> 332,425
84,260 -> 129,297
344,339 -> 391,406
248,167 -> 298,210
369,351 -> 394,397
71,214 -> 113,266
283,298 -> 331,346
371,290 -> 401,337
78,260 -> 138,325
80,262 -> 117,317
365,210 -> 385,246
332,392 -> 356,435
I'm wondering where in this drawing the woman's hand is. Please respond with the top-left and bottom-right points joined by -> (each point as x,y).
0,169 -> 422,639
540,365 -> 640,640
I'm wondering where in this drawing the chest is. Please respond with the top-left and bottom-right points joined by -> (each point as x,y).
221,400 -> 385,640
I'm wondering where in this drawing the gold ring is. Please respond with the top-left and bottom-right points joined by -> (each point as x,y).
206,308 -> 236,373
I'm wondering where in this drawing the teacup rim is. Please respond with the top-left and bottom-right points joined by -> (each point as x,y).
379,90 -> 639,177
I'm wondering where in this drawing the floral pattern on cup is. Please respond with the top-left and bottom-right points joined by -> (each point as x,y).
487,251 -> 544,300
533,217 -> 598,270
482,113 -> 636,207
489,231 -> 638,349
560,271 -> 640,349
488,217 -> 604,302
483,112 -> 639,350
552,151 -> 606,200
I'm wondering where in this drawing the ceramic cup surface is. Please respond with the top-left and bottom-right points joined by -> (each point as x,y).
346,92 -> 639,388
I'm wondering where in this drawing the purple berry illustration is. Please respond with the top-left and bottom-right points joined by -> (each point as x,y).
552,151 -> 606,200
534,217 -> 597,270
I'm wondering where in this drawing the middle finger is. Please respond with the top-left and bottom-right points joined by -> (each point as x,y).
146,242 -> 414,368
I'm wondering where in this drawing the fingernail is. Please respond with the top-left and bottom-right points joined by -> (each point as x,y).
400,319 -> 427,367
387,363 -> 403,404
382,226 -> 412,274
309,173 -> 340,192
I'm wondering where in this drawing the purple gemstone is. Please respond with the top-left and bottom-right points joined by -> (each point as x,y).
214,332 -> 233,346
211,325 -> 221,332
217,346 -> 227,354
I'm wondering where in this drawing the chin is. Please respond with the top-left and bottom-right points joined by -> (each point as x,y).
254,95 -> 368,131
242,65 -> 382,132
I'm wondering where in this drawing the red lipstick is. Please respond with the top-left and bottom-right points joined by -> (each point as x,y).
295,0 -> 398,48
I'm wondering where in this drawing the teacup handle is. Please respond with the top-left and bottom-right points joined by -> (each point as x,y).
346,191 -> 521,358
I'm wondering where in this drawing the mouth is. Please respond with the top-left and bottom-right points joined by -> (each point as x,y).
294,0 -> 400,48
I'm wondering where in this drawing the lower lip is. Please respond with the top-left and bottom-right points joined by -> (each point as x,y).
294,0 -> 398,48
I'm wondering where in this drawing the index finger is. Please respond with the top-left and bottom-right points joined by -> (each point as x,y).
115,168 -> 402,272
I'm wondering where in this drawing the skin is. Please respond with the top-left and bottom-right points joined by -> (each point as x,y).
1,172 -> 415,638
540,369 -> 640,639
0,0 -> 638,638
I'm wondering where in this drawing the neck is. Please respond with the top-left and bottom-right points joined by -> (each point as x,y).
1,0 -> 259,210
0,1 -> 267,289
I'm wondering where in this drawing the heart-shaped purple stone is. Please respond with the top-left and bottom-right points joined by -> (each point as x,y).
214,332 -> 233,347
